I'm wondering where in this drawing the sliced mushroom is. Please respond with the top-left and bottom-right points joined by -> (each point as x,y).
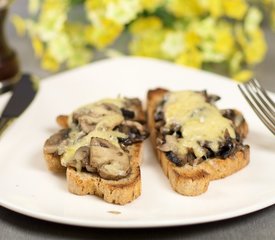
201,90 -> 220,104
124,98 -> 145,122
221,109 -> 244,127
217,129 -> 236,159
95,113 -> 124,131
102,103 -> 121,114
89,137 -> 130,180
70,146 -> 97,172
117,120 -> 149,145
74,146 -> 90,165
72,108 -> 92,124
201,141 -> 215,159
44,129 -> 70,154
160,123 -> 182,138
121,108 -> 135,119
165,151 -> 183,166
78,115 -> 98,133
123,120 -> 144,133
158,135 -> 178,153
221,109 -> 247,140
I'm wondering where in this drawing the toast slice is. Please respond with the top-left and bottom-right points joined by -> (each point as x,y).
43,98 -> 148,205
147,88 -> 250,196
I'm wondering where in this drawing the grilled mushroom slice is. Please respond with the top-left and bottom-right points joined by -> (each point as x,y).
74,146 -> 90,165
89,137 -> 130,180
44,129 -> 70,154
117,120 -> 149,145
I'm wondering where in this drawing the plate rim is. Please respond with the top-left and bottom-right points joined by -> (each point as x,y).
0,56 -> 274,228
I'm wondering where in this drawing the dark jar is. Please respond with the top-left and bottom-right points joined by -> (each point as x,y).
0,7 -> 20,93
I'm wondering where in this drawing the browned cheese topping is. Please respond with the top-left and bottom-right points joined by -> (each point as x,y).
44,98 -> 148,180
154,91 -> 245,166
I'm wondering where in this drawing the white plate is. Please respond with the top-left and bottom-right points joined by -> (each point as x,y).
0,57 -> 274,228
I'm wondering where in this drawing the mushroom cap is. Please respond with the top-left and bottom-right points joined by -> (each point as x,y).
89,137 -> 130,180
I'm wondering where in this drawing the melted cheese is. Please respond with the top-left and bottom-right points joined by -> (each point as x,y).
76,98 -> 124,113
68,98 -> 124,126
60,98 -> 127,167
163,91 -> 235,158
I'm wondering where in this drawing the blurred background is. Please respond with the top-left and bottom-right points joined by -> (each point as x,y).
3,0 -> 275,91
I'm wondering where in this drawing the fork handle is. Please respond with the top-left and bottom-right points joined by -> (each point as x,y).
0,117 -> 15,138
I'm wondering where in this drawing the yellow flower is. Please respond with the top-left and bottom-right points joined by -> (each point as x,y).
201,43 -> 225,62
223,0 -> 248,20
166,0 -> 204,18
161,31 -> 185,59
85,0 -> 105,24
85,0 -> 104,12
230,51 -> 243,74
41,50 -> 59,72
190,17 -> 216,39
129,30 -> 165,58
185,30 -> 201,49
244,7 -> 262,33
235,24 -> 246,47
31,36 -> 44,57
67,47 -> 93,68
41,0 -> 69,13
244,29 -> 267,65
208,0 -> 223,18
86,0 -> 141,25
140,0 -> 164,12
176,48 -> 203,68
214,23 -> 234,57
105,0 -> 141,24
130,16 -> 162,35
33,0 -> 68,41
12,15 -> 26,36
233,70 -> 253,82
48,33 -> 72,63
28,0 -> 40,15
64,23 -> 86,47
85,19 -> 123,49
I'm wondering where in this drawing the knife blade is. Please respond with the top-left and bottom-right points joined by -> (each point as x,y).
0,74 -> 39,137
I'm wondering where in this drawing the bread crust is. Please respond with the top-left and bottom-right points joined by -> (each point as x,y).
147,88 -> 250,196
67,143 -> 142,205
44,152 -> 66,173
43,101 -> 145,205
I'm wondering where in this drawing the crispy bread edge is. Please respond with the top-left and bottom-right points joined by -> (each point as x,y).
147,88 -> 250,196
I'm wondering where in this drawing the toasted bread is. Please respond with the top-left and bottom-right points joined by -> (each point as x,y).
44,144 -> 142,205
66,143 -> 142,205
147,88 -> 250,196
43,98 -> 147,205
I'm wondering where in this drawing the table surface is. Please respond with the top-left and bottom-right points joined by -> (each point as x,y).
1,1 -> 275,240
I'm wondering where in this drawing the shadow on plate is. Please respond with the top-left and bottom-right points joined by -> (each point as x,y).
247,130 -> 274,152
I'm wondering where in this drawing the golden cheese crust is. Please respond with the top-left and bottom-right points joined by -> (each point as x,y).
147,88 -> 250,196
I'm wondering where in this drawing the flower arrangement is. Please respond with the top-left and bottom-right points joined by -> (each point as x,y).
12,0 -> 275,81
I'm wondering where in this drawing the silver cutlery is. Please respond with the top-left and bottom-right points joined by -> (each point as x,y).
238,78 -> 275,135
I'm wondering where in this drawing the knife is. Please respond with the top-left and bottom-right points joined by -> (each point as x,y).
0,74 -> 39,137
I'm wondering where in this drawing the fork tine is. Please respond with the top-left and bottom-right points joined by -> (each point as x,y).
243,83 -> 275,125
246,81 -> 275,118
250,78 -> 275,110
238,84 -> 275,135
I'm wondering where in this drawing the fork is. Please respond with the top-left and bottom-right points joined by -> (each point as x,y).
238,78 -> 275,135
